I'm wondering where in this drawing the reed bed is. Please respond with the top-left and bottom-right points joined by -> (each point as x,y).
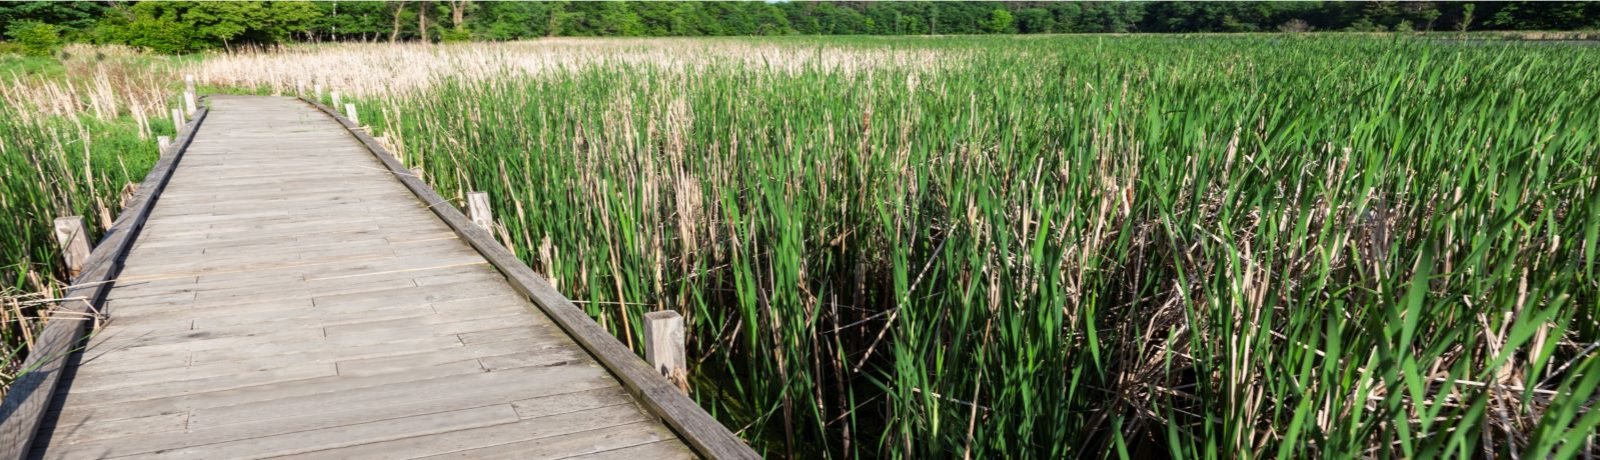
159,36 -> 1600,457
193,39 -> 959,99
0,48 -> 179,392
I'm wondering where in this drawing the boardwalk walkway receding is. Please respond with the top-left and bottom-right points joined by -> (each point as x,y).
15,96 -> 745,459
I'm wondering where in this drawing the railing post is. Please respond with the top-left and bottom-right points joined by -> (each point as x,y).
171,108 -> 185,128
314,83 -> 324,102
157,135 -> 172,154
183,74 -> 197,114
345,103 -> 359,126
644,310 -> 688,394
466,191 -> 493,233
120,182 -> 140,209
53,216 -> 91,277
331,90 -> 342,109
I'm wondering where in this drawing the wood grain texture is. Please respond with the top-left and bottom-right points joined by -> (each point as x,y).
645,310 -> 688,393
0,106 -> 209,459
52,217 -> 91,276
19,96 -> 717,460
466,191 -> 493,233
307,96 -> 759,460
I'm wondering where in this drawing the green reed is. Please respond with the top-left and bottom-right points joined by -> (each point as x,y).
0,74 -> 175,391
348,35 -> 1599,458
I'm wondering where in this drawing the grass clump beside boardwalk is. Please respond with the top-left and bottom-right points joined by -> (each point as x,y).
0,47 -> 179,392
297,35 -> 1600,458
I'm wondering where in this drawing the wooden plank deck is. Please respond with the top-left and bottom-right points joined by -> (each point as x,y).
22,96 -> 722,459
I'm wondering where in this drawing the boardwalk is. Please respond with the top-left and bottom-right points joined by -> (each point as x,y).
11,96 -> 746,459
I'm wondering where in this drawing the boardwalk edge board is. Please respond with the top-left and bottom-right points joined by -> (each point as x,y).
0,106 -> 211,459
301,97 -> 760,460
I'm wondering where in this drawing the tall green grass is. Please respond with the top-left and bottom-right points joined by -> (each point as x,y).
347,35 -> 1599,458
0,50 -> 178,391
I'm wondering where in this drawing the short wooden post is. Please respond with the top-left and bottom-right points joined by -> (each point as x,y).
53,216 -> 92,277
331,90 -> 342,109
183,74 -> 197,114
157,135 -> 172,154
120,182 -> 140,209
410,166 -> 425,181
171,108 -> 185,128
644,310 -> 688,394
466,191 -> 493,232
314,83 -> 324,101
345,103 -> 359,125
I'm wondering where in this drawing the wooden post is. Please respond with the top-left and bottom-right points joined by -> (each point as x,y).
120,182 -> 140,209
53,216 -> 92,278
157,135 -> 171,154
183,74 -> 197,114
345,103 -> 359,125
466,191 -> 493,232
410,166 -> 425,181
331,90 -> 342,109
645,310 -> 689,394
314,83 -> 324,102
171,108 -> 185,128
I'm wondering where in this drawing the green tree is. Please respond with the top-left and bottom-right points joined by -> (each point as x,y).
546,1 -> 579,37
314,1 -> 392,41
4,20 -> 59,56
183,2 -> 268,50
473,2 -> 545,40
0,1 -> 103,40
94,13 -> 196,53
264,1 -> 321,42
987,8 -> 1016,33
1458,3 -> 1476,32
1016,8 -> 1054,34
595,3 -> 642,36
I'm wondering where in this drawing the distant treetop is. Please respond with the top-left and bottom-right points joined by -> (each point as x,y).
1,1 -> 1596,54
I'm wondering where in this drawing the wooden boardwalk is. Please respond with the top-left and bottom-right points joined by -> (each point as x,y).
6,96 -> 751,459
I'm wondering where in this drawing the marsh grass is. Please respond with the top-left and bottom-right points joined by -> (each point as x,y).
0,49 -> 178,392
191,35 -> 1600,457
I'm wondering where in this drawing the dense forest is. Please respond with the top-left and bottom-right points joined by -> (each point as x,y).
1,1 -> 1598,54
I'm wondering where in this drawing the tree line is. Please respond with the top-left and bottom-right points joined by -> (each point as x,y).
2,1 -> 1597,55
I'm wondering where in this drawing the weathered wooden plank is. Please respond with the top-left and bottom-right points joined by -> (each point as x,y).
565,440 -> 699,460
48,410 -> 189,445
72,335 -> 447,393
334,337 -> 573,377
90,303 -> 435,350
50,405 -> 521,460
510,386 -> 636,419
63,384 -> 626,454
186,362 -> 613,429
105,296 -> 314,321
58,363 -> 337,407
310,279 -> 520,309
72,334 -> 460,382
281,403 -> 652,460
419,421 -> 679,460
458,325 -> 560,346
85,326 -> 327,358
53,341 -> 481,426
